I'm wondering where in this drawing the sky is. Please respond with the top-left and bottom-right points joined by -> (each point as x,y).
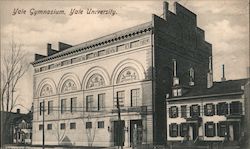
1,0 -> 249,113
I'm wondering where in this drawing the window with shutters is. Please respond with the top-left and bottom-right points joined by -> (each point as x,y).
204,103 -> 215,116
217,121 -> 228,137
181,105 -> 187,118
190,104 -> 200,117
217,102 -> 228,115
230,101 -> 243,115
205,122 -> 215,137
169,106 -> 178,118
180,123 -> 189,137
169,123 -> 178,137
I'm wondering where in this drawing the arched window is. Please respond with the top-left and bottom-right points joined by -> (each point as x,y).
117,67 -> 139,84
86,74 -> 105,89
61,79 -> 77,93
40,84 -> 53,96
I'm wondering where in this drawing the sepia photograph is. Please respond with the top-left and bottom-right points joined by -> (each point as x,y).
0,0 -> 249,149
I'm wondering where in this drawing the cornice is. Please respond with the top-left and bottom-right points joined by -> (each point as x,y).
32,22 -> 153,66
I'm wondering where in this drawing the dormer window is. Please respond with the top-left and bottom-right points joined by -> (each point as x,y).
189,67 -> 195,86
173,88 -> 182,97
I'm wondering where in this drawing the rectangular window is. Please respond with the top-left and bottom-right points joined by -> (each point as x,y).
40,66 -> 47,72
98,121 -> 104,128
86,95 -> 93,112
217,102 -> 228,115
181,105 -> 187,118
205,122 -> 216,137
60,123 -> 66,130
47,124 -> 52,130
39,102 -> 44,116
70,122 -> 76,129
130,40 -> 140,48
169,123 -> 178,137
61,60 -> 71,66
190,104 -> 200,117
70,97 -> 77,113
48,101 -> 53,115
48,64 -> 55,69
71,57 -> 81,63
86,53 -> 94,60
61,99 -> 66,114
114,91 -> 125,108
98,94 -> 105,111
230,101 -> 243,115
117,44 -> 125,51
98,50 -> 106,56
131,89 -> 140,107
39,124 -> 43,130
169,106 -> 178,118
86,122 -> 92,129
204,103 -> 215,116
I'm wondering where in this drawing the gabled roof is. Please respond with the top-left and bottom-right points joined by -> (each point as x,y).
169,78 -> 249,101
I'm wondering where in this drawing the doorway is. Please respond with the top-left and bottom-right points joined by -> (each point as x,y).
113,120 -> 125,146
130,120 -> 143,147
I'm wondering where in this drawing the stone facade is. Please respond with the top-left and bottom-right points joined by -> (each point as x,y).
32,2 -> 212,147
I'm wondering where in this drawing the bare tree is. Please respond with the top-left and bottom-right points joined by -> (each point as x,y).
1,39 -> 30,112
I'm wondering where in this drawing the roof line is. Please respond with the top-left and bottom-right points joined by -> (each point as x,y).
167,91 -> 243,101
32,21 -> 153,65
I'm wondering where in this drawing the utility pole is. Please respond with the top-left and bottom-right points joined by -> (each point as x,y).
42,100 -> 45,149
116,94 -> 123,149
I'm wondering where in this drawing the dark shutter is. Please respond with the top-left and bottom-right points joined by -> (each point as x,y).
176,107 -> 179,117
190,106 -> 193,117
205,123 -> 208,136
169,107 -> 172,118
217,123 -> 220,136
225,103 -> 228,115
216,104 -> 220,115
212,104 -> 215,115
239,102 -> 243,114
204,104 -> 208,116
197,105 -> 200,116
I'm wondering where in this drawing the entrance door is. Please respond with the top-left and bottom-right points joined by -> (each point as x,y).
232,122 -> 240,141
130,120 -> 143,147
191,123 -> 198,140
113,120 -> 125,146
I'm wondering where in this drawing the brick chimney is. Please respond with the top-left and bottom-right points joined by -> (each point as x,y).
16,108 -> 20,114
163,1 -> 169,20
221,64 -> 226,81
207,56 -> 213,88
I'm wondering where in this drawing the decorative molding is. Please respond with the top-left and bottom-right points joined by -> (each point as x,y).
32,22 -> 152,68
40,84 -> 53,96
117,68 -> 139,84
61,79 -> 77,93
86,74 -> 105,89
